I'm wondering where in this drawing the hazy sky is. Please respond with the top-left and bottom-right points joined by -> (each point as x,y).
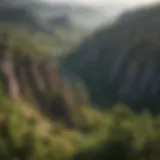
43,0 -> 159,6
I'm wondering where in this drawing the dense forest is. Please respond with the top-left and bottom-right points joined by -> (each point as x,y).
0,3 -> 159,160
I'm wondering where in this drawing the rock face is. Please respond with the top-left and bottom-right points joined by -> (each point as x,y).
63,5 -> 160,112
0,33 -> 75,127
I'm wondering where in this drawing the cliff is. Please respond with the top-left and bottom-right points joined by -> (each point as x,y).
0,33 -> 79,127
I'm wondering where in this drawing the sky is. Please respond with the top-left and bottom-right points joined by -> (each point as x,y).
43,0 -> 160,7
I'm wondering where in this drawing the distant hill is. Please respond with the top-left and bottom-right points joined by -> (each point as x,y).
48,15 -> 73,30
0,1 -> 122,34
32,2 -> 120,32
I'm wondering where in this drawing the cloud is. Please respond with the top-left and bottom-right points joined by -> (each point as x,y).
44,0 -> 159,5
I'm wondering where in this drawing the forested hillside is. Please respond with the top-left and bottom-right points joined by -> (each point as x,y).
63,4 -> 160,112
0,3 -> 159,160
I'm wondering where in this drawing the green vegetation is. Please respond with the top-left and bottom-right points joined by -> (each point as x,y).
0,22 -> 159,160
0,23 -> 84,58
0,92 -> 159,160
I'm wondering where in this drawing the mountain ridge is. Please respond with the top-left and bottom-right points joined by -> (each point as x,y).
63,4 -> 160,112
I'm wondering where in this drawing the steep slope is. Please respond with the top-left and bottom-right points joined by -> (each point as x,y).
0,32 -> 91,128
4,1 -> 120,32
63,4 -> 160,112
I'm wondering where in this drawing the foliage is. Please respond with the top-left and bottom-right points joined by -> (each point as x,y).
0,89 -> 159,160
73,104 -> 160,160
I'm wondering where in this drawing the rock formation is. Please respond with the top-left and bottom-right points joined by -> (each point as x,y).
0,33 -> 76,127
